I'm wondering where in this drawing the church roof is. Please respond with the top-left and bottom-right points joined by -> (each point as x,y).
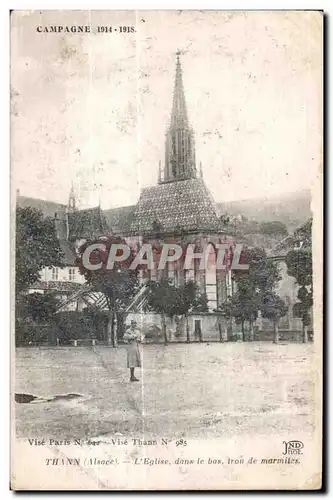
67,206 -> 110,241
127,178 -> 222,235
103,205 -> 136,234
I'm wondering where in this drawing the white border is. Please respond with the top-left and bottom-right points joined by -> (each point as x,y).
2,1 -> 329,497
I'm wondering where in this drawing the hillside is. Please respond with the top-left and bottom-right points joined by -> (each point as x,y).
217,190 -> 311,232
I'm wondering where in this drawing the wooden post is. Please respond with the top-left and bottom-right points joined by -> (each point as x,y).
303,323 -> 308,343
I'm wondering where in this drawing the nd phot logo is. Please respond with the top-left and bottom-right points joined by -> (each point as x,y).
282,440 -> 304,455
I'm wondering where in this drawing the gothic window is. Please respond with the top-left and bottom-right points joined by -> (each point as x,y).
205,244 -> 217,309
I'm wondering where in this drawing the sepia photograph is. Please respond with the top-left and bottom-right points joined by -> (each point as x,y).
11,10 -> 323,490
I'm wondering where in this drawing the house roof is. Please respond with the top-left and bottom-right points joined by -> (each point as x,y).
67,206 -> 110,241
103,205 -> 136,234
126,178 -> 222,235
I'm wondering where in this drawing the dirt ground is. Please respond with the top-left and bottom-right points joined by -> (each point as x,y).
14,342 -> 316,441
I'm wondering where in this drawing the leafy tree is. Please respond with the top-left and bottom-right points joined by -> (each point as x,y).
15,206 -> 64,295
25,292 -> 60,323
286,248 -> 313,342
145,279 -> 208,344
218,297 -> 233,341
76,235 -> 140,347
219,214 -> 230,226
260,221 -> 288,237
261,292 -> 288,343
175,281 -> 208,342
219,290 -> 260,341
219,247 -> 286,342
232,247 -> 282,340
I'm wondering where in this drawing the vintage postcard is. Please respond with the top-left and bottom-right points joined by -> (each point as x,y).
11,10 -> 323,490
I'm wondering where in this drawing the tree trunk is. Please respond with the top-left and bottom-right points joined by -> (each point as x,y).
186,314 -> 190,343
112,313 -> 118,348
241,320 -> 245,342
218,321 -> 223,342
107,309 -> 113,345
116,312 -> 126,343
228,317 -> 233,340
302,323 -> 308,343
162,315 -> 168,345
273,320 -> 279,344
249,318 -> 254,341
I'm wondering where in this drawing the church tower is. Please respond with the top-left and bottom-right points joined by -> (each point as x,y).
161,51 -> 196,183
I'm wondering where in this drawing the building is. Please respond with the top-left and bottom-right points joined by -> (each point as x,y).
16,52 -> 309,340
17,192 -> 86,310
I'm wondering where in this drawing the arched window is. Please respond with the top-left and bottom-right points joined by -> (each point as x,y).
205,243 -> 217,311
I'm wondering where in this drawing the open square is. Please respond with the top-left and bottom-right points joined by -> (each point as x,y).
15,343 -> 316,441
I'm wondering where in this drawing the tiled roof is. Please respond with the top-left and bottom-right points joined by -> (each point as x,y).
103,205 -> 136,234
127,178 -> 222,235
67,207 -> 110,241
17,183 -> 228,241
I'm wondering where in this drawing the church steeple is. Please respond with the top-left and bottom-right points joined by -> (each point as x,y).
171,50 -> 189,129
67,182 -> 77,212
161,51 -> 196,184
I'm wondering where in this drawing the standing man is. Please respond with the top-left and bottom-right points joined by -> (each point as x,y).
123,320 -> 143,382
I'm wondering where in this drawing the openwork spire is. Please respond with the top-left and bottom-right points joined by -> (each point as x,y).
161,51 -> 196,183
170,50 -> 189,128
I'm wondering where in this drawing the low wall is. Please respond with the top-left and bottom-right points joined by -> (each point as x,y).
254,329 -> 314,342
126,312 -> 229,343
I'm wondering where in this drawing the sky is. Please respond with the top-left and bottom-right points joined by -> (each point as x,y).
11,10 -> 322,209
